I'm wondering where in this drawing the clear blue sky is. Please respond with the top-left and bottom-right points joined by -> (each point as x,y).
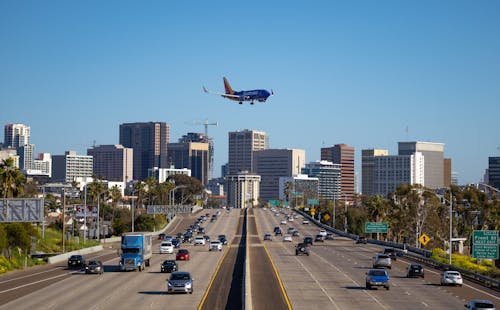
1,1 -> 499,185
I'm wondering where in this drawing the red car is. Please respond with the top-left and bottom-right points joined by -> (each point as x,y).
176,249 -> 190,261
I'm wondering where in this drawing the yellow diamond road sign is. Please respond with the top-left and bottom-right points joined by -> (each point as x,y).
419,233 -> 430,246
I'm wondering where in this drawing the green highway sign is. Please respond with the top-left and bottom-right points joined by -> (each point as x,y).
473,230 -> 498,259
307,199 -> 319,205
268,200 -> 279,207
365,222 -> 388,233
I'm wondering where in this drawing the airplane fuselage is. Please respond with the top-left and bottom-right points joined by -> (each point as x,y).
230,89 -> 271,102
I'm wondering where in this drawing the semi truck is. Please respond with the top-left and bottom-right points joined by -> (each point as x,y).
120,232 -> 153,271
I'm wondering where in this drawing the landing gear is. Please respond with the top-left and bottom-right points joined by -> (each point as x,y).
239,102 -> 243,104
250,101 -> 254,105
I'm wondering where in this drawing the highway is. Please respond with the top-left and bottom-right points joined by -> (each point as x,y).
253,207 -> 500,309
2,207 -> 500,309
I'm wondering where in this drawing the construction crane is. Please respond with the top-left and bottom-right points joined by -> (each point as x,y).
194,119 -> 218,137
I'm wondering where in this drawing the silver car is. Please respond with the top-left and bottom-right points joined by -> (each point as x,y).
440,270 -> 463,286
167,271 -> 193,294
372,254 -> 392,269
465,299 -> 496,310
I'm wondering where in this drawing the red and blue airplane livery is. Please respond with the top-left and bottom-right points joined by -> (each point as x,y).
203,77 -> 274,105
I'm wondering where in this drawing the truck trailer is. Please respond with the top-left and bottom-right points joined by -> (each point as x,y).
120,232 -> 153,271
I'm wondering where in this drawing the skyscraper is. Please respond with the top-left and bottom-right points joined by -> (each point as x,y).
178,132 -> 214,181
228,129 -> 268,175
226,171 -> 260,209
52,151 -> 93,183
119,122 -> 170,181
361,149 -> 388,196
167,141 -> 209,185
489,157 -> 500,190
321,144 -> 355,202
87,144 -> 133,183
4,123 -> 34,170
302,160 -> 341,200
253,148 -> 306,202
398,141 -> 444,189
374,152 -> 425,197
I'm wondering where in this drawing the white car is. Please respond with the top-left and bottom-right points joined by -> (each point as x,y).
319,229 -> 327,237
441,270 -> 463,286
159,241 -> 174,254
288,217 -> 294,222
280,220 -> 287,225
302,220 -> 310,225
194,236 -> 206,246
209,240 -> 222,251
283,235 -> 293,242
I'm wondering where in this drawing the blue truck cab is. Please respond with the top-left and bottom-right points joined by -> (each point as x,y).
120,232 -> 153,271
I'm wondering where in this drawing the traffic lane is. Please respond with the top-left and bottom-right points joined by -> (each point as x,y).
200,209 -> 243,309
247,208 -> 290,310
0,209 -> 240,310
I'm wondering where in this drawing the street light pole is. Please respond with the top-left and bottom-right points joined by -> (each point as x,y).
131,192 -> 135,233
62,188 -> 66,253
344,197 -> 348,233
449,190 -> 453,265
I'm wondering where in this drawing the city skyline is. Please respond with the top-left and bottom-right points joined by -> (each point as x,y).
1,1 -> 499,185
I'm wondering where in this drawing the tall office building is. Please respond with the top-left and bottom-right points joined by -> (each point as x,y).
4,123 -> 34,170
119,122 -> 170,181
167,141 -> 209,185
398,141 -> 444,189
148,166 -> 191,183
0,149 -> 19,168
52,151 -> 93,183
228,129 -> 268,175
87,145 -> 133,183
361,149 -> 389,196
443,158 -> 452,187
33,153 -> 52,177
302,160 -> 341,200
374,152 -> 424,197
321,144 -> 355,202
179,132 -> 215,181
278,174 -> 319,202
489,157 -> 500,190
226,171 -> 260,209
253,149 -> 306,202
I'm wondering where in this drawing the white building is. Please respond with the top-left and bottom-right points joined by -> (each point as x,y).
302,160 -> 341,200
52,151 -> 93,183
279,174 -> 319,201
226,171 -> 260,208
148,166 -> 191,183
33,153 -> 52,177
374,152 -> 424,197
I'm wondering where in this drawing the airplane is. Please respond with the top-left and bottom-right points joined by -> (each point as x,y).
203,77 -> 274,105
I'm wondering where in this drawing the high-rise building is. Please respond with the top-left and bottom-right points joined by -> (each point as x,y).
0,149 -> 19,168
52,151 -> 93,183
33,153 -> 52,177
119,122 -> 170,181
167,141 -> 209,185
488,157 -> 500,190
4,123 -> 34,170
253,149 -> 306,202
148,166 -> 191,183
321,144 -> 355,202
228,129 -> 268,175
87,145 -> 133,183
179,132 -> 215,181
302,160 -> 341,200
226,171 -> 260,208
361,149 -> 389,196
443,158 -> 452,187
374,152 -> 424,197
398,141 -> 444,189
278,174 -> 319,203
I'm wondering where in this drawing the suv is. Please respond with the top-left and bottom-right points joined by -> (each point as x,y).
366,269 -> 390,290
383,248 -> 398,260
160,241 -> 174,254
167,271 -> 193,294
303,236 -> 314,246
161,260 -> 178,273
274,227 -> 283,236
295,243 -> 310,256
218,234 -> 228,245
209,240 -> 222,251
356,236 -> 367,244
264,233 -> 273,241
407,263 -> 424,278
194,236 -> 206,246
68,255 -> 85,268
372,254 -> 392,269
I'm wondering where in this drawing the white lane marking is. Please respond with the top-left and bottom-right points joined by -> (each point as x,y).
0,267 -> 65,284
422,301 -> 429,307
0,273 -> 70,294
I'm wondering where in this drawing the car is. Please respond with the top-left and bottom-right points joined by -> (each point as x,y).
203,235 -> 210,241
292,230 -> 300,237
283,235 -> 293,242
314,234 -> 325,242
441,270 -> 463,286
319,229 -> 327,237
209,240 -> 223,251
325,233 -> 334,240
303,236 -> 314,246
356,236 -> 368,244
383,248 -> 398,260
288,217 -> 294,222
287,227 -> 295,234
167,271 -> 193,294
176,249 -> 190,261
160,260 -> 178,273
160,241 -> 174,254
85,260 -> 103,274
275,228 -> 282,236
365,269 -> 390,290
68,255 -> 85,268
302,220 -> 310,225
218,234 -> 228,245
295,243 -> 310,256
197,227 -> 206,234
171,238 -> 181,248
372,254 -> 392,269
280,220 -> 287,225
264,233 -> 273,241
407,263 -> 424,278
465,299 -> 496,310
158,233 -> 166,240
164,235 -> 173,242
194,236 -> 206,246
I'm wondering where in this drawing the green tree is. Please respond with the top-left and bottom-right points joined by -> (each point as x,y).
167,174 -> 204,204
4,223 -> 31,259
0,158 -> 25,198
134,214 -> 156,231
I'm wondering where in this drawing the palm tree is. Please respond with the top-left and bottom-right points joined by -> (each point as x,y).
0,158 -> 25,198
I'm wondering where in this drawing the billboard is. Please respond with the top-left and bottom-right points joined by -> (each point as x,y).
76,205 -> 98,218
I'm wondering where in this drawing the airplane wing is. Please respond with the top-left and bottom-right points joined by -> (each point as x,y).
203,86 -> 240,99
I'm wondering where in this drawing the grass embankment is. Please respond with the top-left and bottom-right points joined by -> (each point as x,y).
431,248 -> 500,279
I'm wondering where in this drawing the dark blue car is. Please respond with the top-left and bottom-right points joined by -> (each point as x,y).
365,269 -> 390,290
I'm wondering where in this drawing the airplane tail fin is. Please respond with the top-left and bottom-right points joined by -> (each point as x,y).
203,86 -> 209,93
223,77 -> 234,94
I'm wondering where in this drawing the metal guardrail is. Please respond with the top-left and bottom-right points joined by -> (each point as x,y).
292,208 -> 500,290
